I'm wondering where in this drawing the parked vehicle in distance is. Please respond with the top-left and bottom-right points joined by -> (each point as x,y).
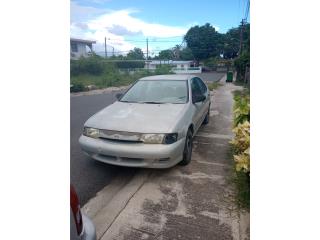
79,74 -> 210,168
70,185 -> 96,240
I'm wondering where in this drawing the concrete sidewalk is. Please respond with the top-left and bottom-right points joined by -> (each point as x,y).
83,77 -> 249,240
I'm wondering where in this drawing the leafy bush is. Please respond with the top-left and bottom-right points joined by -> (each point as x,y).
115,61 -> 145,69
70,83 -> 85,92
231,121 -> 250,172
71,55 -> 104,76
234,51 -> 249,82
154,65 -> 173,75
230,90 -> 250,208
233,93 -> 250,126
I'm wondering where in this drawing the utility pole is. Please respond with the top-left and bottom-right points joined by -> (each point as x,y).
146,38 -> 149,70
112,47 -> 114,57
239,19 -> 245,56
146,38 -> 149,60
104,37 -> 107,58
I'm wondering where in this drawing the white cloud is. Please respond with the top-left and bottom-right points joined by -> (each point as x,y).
88,9 -> 188,38
70,2 -> 189,54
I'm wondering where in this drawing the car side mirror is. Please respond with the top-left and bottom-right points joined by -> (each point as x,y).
192,94 -> 206,103
115,93 -> 123,100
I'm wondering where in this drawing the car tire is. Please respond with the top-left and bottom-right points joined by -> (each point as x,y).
179,129 -> 193,166
202,108 -> 210,125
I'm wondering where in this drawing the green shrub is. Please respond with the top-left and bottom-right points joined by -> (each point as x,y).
230,90 -> 250,209
231,121 -> 250,172
70,83 -> 85,92
71,55 -> 104,76
115,61 -> 145,69
233,170 -> 250,209
234,51 -> 249,82
154,65 -> 173,75
233,92 -> 250,126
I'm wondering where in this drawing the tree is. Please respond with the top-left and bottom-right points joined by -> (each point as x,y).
172,44 -> 181,59
184,23 -> 224,62
158,49 -> 174,59
223,23 -> 250,59
180,47 -> 194,60
234,51 -> 250,82
127,47 -> 145,60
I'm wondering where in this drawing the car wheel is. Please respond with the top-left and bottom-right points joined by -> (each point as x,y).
179,129 -> 193,166
202,108 -> 210,125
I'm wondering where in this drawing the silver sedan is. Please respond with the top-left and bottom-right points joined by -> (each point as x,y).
79,74 -> 210,168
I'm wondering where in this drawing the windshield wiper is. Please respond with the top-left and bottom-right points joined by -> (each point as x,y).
142,101 -> 164,104
120,100 -> 138,103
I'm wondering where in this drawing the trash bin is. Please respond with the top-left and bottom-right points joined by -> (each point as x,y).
226,71 -> 233,82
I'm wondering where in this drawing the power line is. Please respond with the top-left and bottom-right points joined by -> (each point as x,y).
244,0 -> 250,21
105,39 -> 183,43
96,47 -> 220,55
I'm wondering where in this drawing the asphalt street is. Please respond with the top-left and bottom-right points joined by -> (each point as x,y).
70,72 -> 225,205
70,91 -> 137,205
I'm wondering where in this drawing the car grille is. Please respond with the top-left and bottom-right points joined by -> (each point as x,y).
99,137 -> 143,144
99,130 -> 143,143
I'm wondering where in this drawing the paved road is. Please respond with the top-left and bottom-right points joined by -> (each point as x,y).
70,72 -> 225,205
70,91 -> 137,205
193,72 -> 226,83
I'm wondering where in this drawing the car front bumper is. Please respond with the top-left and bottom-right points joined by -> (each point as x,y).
79,135 -> 185,168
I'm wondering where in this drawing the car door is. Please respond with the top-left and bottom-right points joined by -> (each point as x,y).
195,77 -> 210,120
191,78 -> 205,132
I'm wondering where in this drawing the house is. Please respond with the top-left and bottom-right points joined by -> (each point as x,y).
145,60 -> 202,73
70,38 -> 96,60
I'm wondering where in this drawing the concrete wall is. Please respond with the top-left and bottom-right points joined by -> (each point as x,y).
172,67 -> 202,74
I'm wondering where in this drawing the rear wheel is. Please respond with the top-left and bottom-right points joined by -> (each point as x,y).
179,129 -> 193,166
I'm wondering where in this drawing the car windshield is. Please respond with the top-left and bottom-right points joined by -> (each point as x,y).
120,80 -> 188,104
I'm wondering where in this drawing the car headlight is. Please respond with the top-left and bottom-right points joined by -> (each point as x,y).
163,133 -> 178,144
140,133 -> 178,144
83,127 -> 100,138
140,134 -> 165,144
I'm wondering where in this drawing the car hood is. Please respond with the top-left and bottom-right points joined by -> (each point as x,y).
85,101 -> 187,133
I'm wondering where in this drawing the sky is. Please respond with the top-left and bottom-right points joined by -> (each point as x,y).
71,0 -> 250,57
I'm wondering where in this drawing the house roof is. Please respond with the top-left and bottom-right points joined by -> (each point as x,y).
70,38 -> 96,44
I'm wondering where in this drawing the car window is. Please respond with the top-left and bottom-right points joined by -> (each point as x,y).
191,78 -> 202,95
121,80 -> 188,104
196,78 -> 207,94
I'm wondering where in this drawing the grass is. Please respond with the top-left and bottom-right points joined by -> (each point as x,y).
233,88 -> 250,98
71,73 -> 136,89
208,81 -> 223,91
233,80 -> 245,87
233,170 -> 250,209
70,65 -> 174,92
70,69 -> 155,91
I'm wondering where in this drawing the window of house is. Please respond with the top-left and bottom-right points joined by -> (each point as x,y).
71,43 -> 78,52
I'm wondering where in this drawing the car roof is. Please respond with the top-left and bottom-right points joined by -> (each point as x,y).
139,74 -> 198,81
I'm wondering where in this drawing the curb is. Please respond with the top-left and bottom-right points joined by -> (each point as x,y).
82,170 -> 151,239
